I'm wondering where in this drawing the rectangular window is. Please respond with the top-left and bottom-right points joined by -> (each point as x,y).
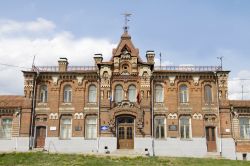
180,117 -> 191,139
85,117 -> 97,139
239,117 -> 250,139
60,118 -> 72,139
154,117 -> 165,139
0,118 -> 13,139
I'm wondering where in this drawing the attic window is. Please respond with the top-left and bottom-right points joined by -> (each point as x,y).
123,64 -> 129,70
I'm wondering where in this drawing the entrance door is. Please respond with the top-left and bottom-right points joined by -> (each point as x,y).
117,117 -> 134,149
206,126 -> 217,152
35,126 -> 46,148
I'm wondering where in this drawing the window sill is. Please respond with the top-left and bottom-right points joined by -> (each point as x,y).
0,138 -> 12,140
59,138 -> 71,140
84,138 -> 97,140
61,102 -> 72,106
180,138 -> 193,141
37,102 -> 48,106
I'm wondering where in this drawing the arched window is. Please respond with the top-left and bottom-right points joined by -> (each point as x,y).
204,85 -> 212,103
85,116 -> 97,139
88,85 -> 97,103
180,116 -> 191,139
40,85 -> 48,103
0,118 -> 12,139
63,85 -> 72,103
179,85 -> 188,103
115,85 -> 123,103
154,117 -> 166,139
128,85 -> 136,102
60,117 -> 72,139
155,85 -> 164,102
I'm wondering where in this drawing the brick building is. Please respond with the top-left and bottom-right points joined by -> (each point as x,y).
0,30 -> 250,160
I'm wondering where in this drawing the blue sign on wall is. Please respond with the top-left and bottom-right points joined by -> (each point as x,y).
100,125 -> 109,131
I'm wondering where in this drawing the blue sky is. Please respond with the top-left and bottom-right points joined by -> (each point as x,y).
0,0 -> 250,99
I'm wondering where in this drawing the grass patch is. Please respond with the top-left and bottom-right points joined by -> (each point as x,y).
0,152 -> 249,166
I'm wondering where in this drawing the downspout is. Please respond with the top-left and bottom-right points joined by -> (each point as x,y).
97,66 -> 101,152
151,75 -> 155,156
29,71 -> 38,150
215,72 -> 222,156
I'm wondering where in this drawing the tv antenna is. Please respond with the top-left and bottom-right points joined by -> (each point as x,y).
217,56 -> 223,70
122,13 -> 132,33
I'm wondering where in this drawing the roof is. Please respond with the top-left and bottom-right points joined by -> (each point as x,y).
230,100 -> 250,107
0,95 -> 28,108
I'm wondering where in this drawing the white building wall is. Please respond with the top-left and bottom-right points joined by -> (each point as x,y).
0,137 -> 29,152
153,138 -> 207,157
221,138 -> 236,160
44,137 -> 97,153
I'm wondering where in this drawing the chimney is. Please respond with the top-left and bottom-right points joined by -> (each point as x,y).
58,57 -> 68,72
146,50 -> 155,64
94,54 -> 103,64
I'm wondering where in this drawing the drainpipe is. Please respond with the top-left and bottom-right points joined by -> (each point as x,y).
29,71 -> 38,150
97,65 -> 101,153
151,76 -> 155,156
215,72 -> 222,156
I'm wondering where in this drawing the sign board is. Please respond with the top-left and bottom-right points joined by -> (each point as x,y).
50,126 -> 57,131
225,128 -> 231,133
100,125 -> 109,131
168,125 -> 177,131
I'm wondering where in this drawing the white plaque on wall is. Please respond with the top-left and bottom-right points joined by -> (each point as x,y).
225,129 -> 230,133
50,126 -> 57,131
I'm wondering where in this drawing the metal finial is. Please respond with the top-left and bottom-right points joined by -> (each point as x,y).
122,13 -> 132,33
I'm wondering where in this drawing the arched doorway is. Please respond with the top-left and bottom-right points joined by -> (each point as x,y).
117,116 -> 134,149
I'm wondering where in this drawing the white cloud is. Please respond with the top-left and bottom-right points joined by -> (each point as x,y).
228,70 -> 250,100
0,18 -> 56,35
0,18 -> 116,95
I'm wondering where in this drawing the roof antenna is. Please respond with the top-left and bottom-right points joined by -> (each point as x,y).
32,55 -> 36,70
217,56 -> 223,70
122,13 -> 132,33
160,52 -> 162,69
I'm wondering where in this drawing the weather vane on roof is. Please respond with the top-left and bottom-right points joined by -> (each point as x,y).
122,13 -> 132,33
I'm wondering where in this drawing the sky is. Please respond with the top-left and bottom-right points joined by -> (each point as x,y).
0,0 -> 250,99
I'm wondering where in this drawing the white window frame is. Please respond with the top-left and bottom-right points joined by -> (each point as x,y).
60,117 -> 72,139
85,116 -> 97,139
0,118 -> 13,139
128,85 -> 136,102
63,85 -> 72,103
239,117 -> 250,139
179,85 -> 188,103
40,85 -> 48,103
115,85 -> 123,103
88,85 -> 97,103
179,116 -> 192,139
154,117 -> 166,139
155,84 -> 164,103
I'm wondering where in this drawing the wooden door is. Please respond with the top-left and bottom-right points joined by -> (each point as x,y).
206,126 -> 217,152
35,126 -> 46,148
118,123 -> 134,149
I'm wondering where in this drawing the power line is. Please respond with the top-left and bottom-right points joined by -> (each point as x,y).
0,62 -> 31,70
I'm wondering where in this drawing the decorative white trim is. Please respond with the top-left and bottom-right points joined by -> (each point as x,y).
192,76 -> 200,86
192,113 -> 203,120
168,113 -> 178,119
74,113 -> 84,119
49,113 -> 58,120
168,76 -> 176,86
